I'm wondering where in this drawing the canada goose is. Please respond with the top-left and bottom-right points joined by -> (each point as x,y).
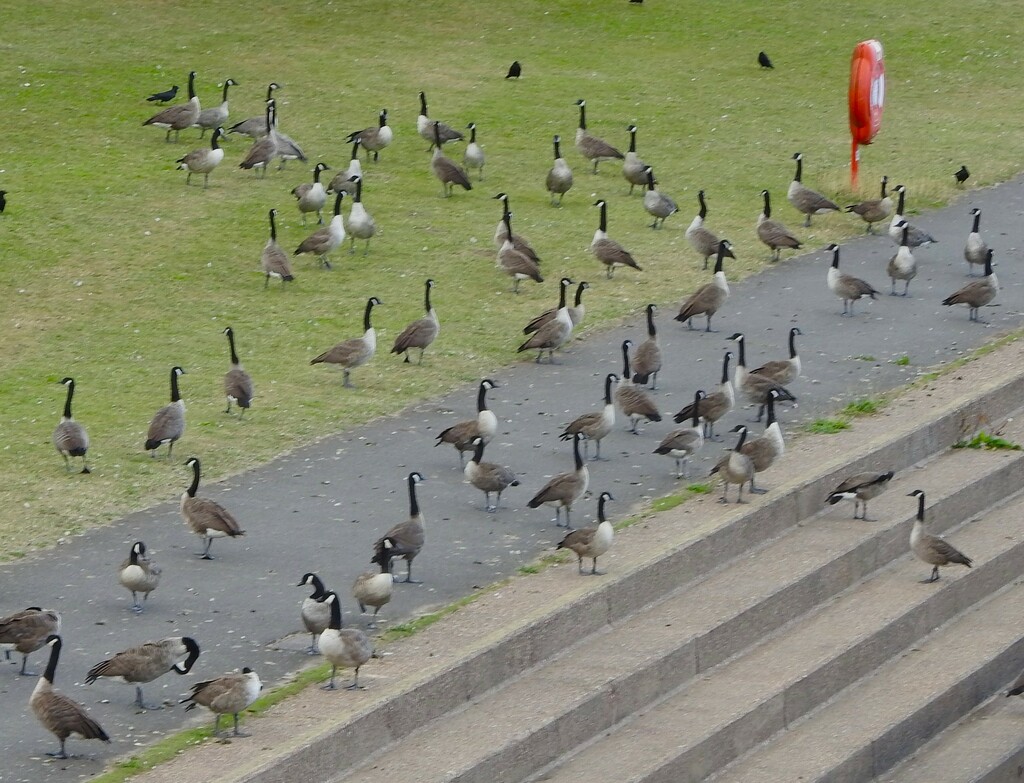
435,379 -> 499,466
347,175 -> 376,254
176,127 -> 225,188
673,350 -> 734,440
31,635 -> 110,758
942,248 -> 998,322
758,51 -> 774,69
686,190 -> 735,270
194,78 -> 237,137
431,122 -> 473,196
546,135 -> 573,205
0,607 -> 61,676
675,239 -> 731,331
465,437 -> 519,512
464,123 -> 485,180
955,165 -> 970,185
826,470 -> 894,520
497,210 -> 544,292
391,278 -> 439,364
53,377 -> 90,474
86,636 -> 199,710
291,162 -> 331,225
493,192 -> 542,266
310,296 -> 381,387
181,667 -> 262,737
643,168 -> 678,229
328,139 -> 363,195
826,243 -> 878,315
118,541 -> 161,613
729,332 -> 797,421
710,425 -> 755,504
787,152 -> 839,226
557,492 -> 615,575
238,101 -> 278,177
525,281 -> 588,335
143,70 -> 200,142
345,109 -> 393,162
145,366 -> 186,458
739,390 -> 785,494
294,191 -> 346,269
964,208 -> 988,275
352,543 -> 395,624
220,326 -> 254,417
319,593 -> 375,690
749,326 -> 802,386
228,82 -> 279,138
374,472 -> 426,583
528,433 -> 589,527
518,277 -> 574,363
561,373 -> 618,461
574,99 -> 624,173
907,489 -> 973,582
616,340 -> 662,434
654,390 -> 705,478
630,303 -> 662,389
147,85 -> 178,104
506,61 -> 522,79
297,573 -> 331,655
417,91 -> 464,147
757,190 -> 802,261
261,209 -> 294,287
888,185 -> 937,247
269,101 -> 307,169
180,457 -> 246,559
591,200 -> 642,278
622,125 -> 649,194
887,221 -> 917,296
844,176 -> 892,234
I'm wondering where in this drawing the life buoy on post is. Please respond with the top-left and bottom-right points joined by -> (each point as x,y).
848,39 -> 885,189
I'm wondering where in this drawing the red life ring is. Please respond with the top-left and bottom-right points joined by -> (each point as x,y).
849,40 -> 885,145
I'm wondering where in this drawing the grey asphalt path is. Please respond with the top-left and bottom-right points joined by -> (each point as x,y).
1,179 -> 1022,782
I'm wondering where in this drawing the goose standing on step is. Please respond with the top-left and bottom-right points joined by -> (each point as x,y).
463,122 -> 485,180
942,248 -> 997,323
194,78 -> 237,137
145,366 -> 185,458
591,200 -> 642,278
228,82 -> 279,138
31,635 -> 110,758
739,390 -> 784,494
907,489 -> 973,583
887,221 -> 917,297
525,281 -> 588,335
888,185 -> 937,247
493,192 -> 542,265
417,91 -> 463,147
518,276 -> 574,363
655,391 -> 705,478
431,122 -> 472,197
176,127 -> 225,188
616,340 -> 662,434
465,437 -> 519,512
826,470 -> 894,520
561,373 -> 617,461
546,135 -> 573,205
118,541 -> 161,613
750,327 -> 802,386
222,326 -> 253,417
557,492 -> 615,575
686,190 -> 734,270
297,573 -> 331,655
291,162 -> 331,226
622,125 -> 649,194
630,303 -> 662,389
826,243 -> 878,316
391,278 -> 439,364
845,175 -> 891,234
574,99 -> 624,173
346,175 -> 376,254
180,457 -> 245,559
294,191 -> 346,269
374,472 -> 426,583
710,425 -> 755,504
86,636 -> 199,710
528,433 -> 589,527
261,209 -> 294,287
643,167 -> 678,229
181,667 -> 262,737
964,208 -> 988,275
0,607 -> 61,676
497,210 -> 543,292
328,139 -> 362,195
787,152 -> 839,226
729,333 -> 797,421
319,593 -> 375,690
757,190 -> 802,261
238,101 -> 278,176
435,379 -> 499,466
53,377 -> 90,474
346,108 -> 393,162
675,239 -> 731,331
673,350 -> 734,440
310,296 -> 381,387
352,543 -> 395,625
143,70 -> 200,142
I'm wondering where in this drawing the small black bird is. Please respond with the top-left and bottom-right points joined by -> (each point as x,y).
147,85 -> 179,104
505,61 -> 521,79
955,165 -> 970,185
758,51 -> 774,69
0,191 -> 6,214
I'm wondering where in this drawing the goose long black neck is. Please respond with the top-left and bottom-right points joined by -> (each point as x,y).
432,121 -> 443,149
557,279 -> 570,310
469,124 -> 478,143
714,242 -> 727,274
265,83 -> 277,101
628,126 -> 637,153
646,304 -> 657,337
830,245 -> 841,270
900,224 -> 910,247
577,101 -> 586,130
598,493 -> 611,523
733,335 -> 746,368
552,136 -> 561,160
721,352 -> 732,384
186,459 -> 201,498
501,209 -> 513,239
363,298 -> 376,332
407,474 -> 421,518
691,391 -> 703,427
169,367 -> 182,402
572,433 -> 584,471
789,328 -> 799,359
372,542 -> 393,573
265,100 -> 274,134
419,92 -> 428,117
350,139 -> 360,161
379,110 -> 388,128
972,210 -> 982,233
603,374 -> 615,404
574,283 -> 587,307
793,154 -> 803,182
333,190 -> 344,217
221,81 -> 231,102
880,176 -> 888,198
42,635 -> 61,685
733,428 -> 749,452
621,341 -> 632,381
178,638 -> 201,674
896,187 -> 906,215
472,438 -> 486,464
762,191 -> 772,218
423,280 -> 434,314
984,249 -> 994,277
914,492 -> 926,522
268,209 -> 278,241
597,201 -> 608,232
210,128 -> 223,150
766,393 -> 777,426
129,543 -> 143,566
354,176 -> 363,203
226,328 -> 240,366
477,381 -> 494,412
327,593 -> 342,631
187,71 -> 196,100
313,165 -> 324,184
645,168 -> 656,190
697,190 -> 708,220
62,378 -> 75,419
308,574 -> 326,600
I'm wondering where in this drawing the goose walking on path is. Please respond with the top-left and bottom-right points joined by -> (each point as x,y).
180,457 -> 246,559
525,281 -> 588,335
297,573 -> 331,655
310,296 -> 381,387
887,221 -> 917,297
181,667 -> 262,737
145,366 -> 185,458
118,541 -> 161,613
374,472 -> 427,584
527,433 -> 589,527
465,437 -> 519,512
574,99 -> 624,173
686,190 -> 734,270
826,243 -> 878,316
561,373 -> 617,461
616,340 -> 662,434
655,390 -> 705,478
86,637 -> 199,710
557,492 -> 615,575
143,70 -> 199,142
318,593 -> 375,690
942,248 -> 998,322
964,208 -> 988,275
630,303 -> 662,389
53,377 -> 90,474
31,636 -> 110,758
729,333 -> 797,421
0,608 -> 61,676
907,489 -> 973,583
827,470 -> 894,520
673,350 -> 734,440
750,327 -> 802,386
352,545 -> 395,625
711,425 -> 755,504
435,379 -> 499,467
787,152 -> 839,226
675,240 -> 731,331
888,185 -> 937,247
739,390 -> 785,494
518,277 -> 574,363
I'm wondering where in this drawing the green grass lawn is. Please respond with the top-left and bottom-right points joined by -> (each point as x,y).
2,0 -> 1023,559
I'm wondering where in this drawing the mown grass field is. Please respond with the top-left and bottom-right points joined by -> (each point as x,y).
2,0 -> 1023,559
